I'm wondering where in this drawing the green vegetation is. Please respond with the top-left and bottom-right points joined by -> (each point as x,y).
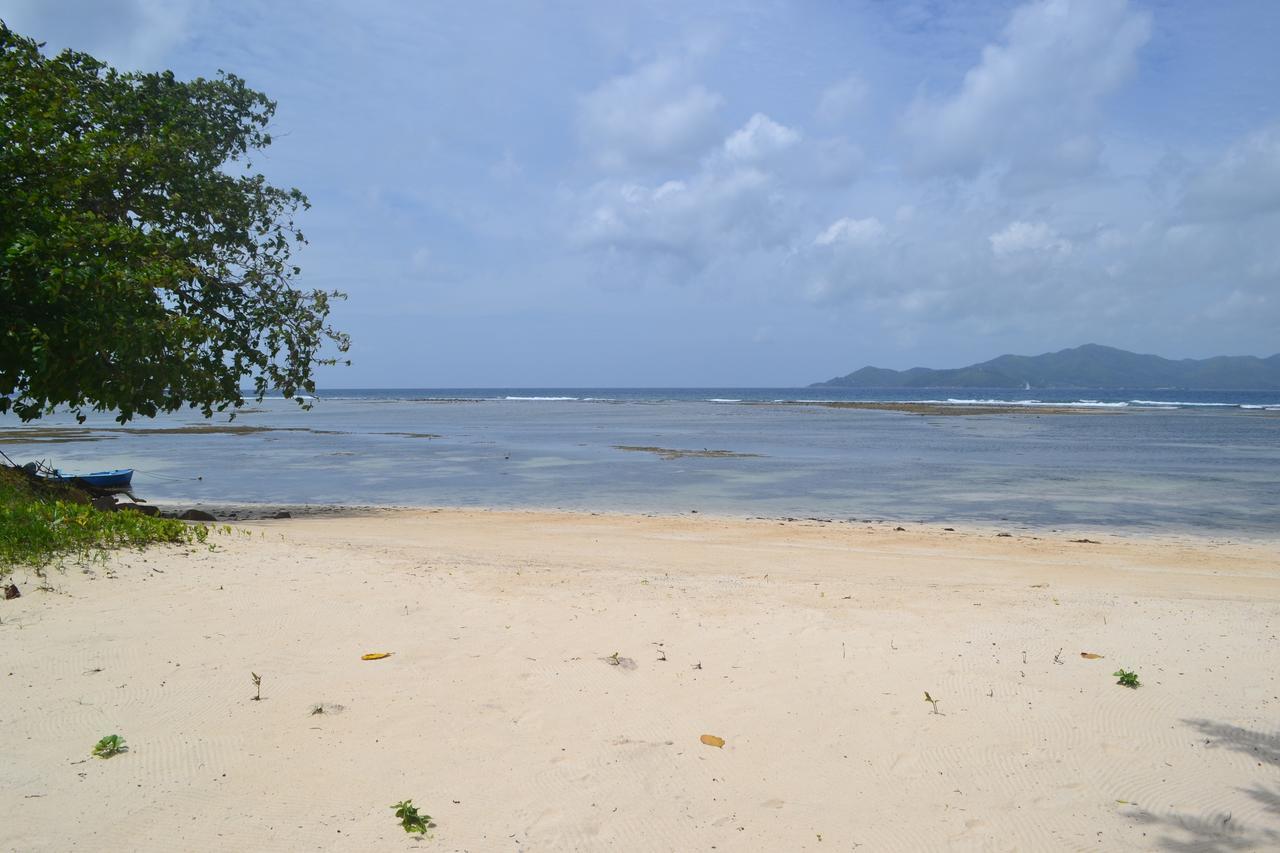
814,343 -> 1280,389
250,672 -> 262,701
0,467 -> 205,574
0,22 -> 348,425
924,691 -> 941,714
391,800 -> 430,834
91,734 -> 127,758
1113,669 -> 1141,688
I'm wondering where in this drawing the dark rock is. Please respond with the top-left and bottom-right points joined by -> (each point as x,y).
3,583 -> 19,600
179,509 -> 217,522
92,496 -> 118,512
272,510 -> 292,519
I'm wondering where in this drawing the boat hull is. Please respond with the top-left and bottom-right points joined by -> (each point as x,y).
53,469 -> 134,488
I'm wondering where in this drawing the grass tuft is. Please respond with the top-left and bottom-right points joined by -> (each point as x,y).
1,467 -> 206,574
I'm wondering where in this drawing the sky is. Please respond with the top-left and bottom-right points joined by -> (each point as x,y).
3,0 -> 1279,386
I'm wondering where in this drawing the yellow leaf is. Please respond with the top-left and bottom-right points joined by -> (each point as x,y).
700,734 -> 725,748
1080,652 -> 1104,660
361,652 -> 392,661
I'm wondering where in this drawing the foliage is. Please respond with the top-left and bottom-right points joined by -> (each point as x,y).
92,734 -> 127,758
1113,669 -> 1141,688
0,21 -> 349,424
391,800 -> 430,834
0,466 -> 206,573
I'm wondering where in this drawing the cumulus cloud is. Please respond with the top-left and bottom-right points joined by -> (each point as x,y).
574,167 -> 789,268
722,113 -> 801,162
578,56 -> 725,171
989,221 -> 1071,256
903,0 -> 1151,180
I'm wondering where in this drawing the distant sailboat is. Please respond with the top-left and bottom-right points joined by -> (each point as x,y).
1023,381 -> 1031,390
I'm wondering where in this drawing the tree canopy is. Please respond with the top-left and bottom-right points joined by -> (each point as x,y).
0,22 -> 348,423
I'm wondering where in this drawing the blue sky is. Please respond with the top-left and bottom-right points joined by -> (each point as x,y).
4,1 -> 1279,385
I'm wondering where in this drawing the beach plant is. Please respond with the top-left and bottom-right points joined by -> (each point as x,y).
1113,669 -> 1141,688
250,672 -> 262,701
924,691 -> 941,714
92,734 -> 127,758
0,467 -> 207,574
391,800 -> 430,834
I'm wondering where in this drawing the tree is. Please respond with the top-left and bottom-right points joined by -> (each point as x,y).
0,22 -> 348,423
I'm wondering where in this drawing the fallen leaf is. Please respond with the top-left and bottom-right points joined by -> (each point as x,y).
700,734 -> 725,748
361,652 -> 393,661
1080,652 -> 1105,660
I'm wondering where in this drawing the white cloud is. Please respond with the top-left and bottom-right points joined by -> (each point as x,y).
814,217 -> 885,247
989,221 -> 1071,256
722,113 -> 801,162
903,0 -> 1151,179
816,75 -> 868,125
574,167 -> 787,267
578,56 -> 725,171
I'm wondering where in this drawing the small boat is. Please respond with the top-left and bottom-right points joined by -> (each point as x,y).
50,469 -> 134,488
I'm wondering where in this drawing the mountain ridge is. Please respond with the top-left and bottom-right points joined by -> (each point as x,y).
812,344 -> 1280,389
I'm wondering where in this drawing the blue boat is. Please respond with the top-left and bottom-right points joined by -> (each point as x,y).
51,469 -> 134,488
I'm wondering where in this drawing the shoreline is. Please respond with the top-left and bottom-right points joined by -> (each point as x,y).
3,508 -> 1279,850
146,500 -> 1280,547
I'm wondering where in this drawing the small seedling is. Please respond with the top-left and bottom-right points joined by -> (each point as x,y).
923,691 -> 941,714
92,734 -> 127,758
606,651 -> 621,666
391,799 -> 430,834
251,672 -> 262,701
1113,669 -> 1140,688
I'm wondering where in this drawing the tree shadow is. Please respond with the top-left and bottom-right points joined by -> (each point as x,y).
1183,719 -> 1280,770
1124,720 -> 1280,852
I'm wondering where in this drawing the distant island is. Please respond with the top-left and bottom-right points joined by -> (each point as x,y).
812,344 -> 1280,390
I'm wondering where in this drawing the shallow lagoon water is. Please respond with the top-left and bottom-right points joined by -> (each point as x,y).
2,389 -> 1279,535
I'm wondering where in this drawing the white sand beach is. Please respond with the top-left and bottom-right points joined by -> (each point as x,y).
3,510 -> 1278,851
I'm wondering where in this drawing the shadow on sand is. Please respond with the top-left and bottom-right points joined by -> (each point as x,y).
1127,719 -> 1279,852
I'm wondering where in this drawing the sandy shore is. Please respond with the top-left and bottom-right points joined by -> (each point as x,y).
3,510 -> 1278,852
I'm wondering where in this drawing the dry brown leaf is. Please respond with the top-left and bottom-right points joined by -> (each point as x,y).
700,734 -> 725,748
1080,652 -> 1104,660
361,652 -> 393,661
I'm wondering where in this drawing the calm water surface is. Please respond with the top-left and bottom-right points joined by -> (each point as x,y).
2,388 -> 1278,536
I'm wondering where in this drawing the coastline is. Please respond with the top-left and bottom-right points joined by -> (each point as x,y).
145,499 -> 1280,547
4,508 -> 1278,851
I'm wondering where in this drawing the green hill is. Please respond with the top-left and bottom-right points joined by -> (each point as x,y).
813,344 -> 1280,389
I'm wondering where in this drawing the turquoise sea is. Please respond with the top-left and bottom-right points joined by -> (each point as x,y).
2,387 -> 1279,535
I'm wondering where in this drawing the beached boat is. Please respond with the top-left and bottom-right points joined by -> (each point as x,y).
50,468 -> 134,488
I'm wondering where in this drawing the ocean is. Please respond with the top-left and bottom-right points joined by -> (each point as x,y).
3,387 -> 1279,535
